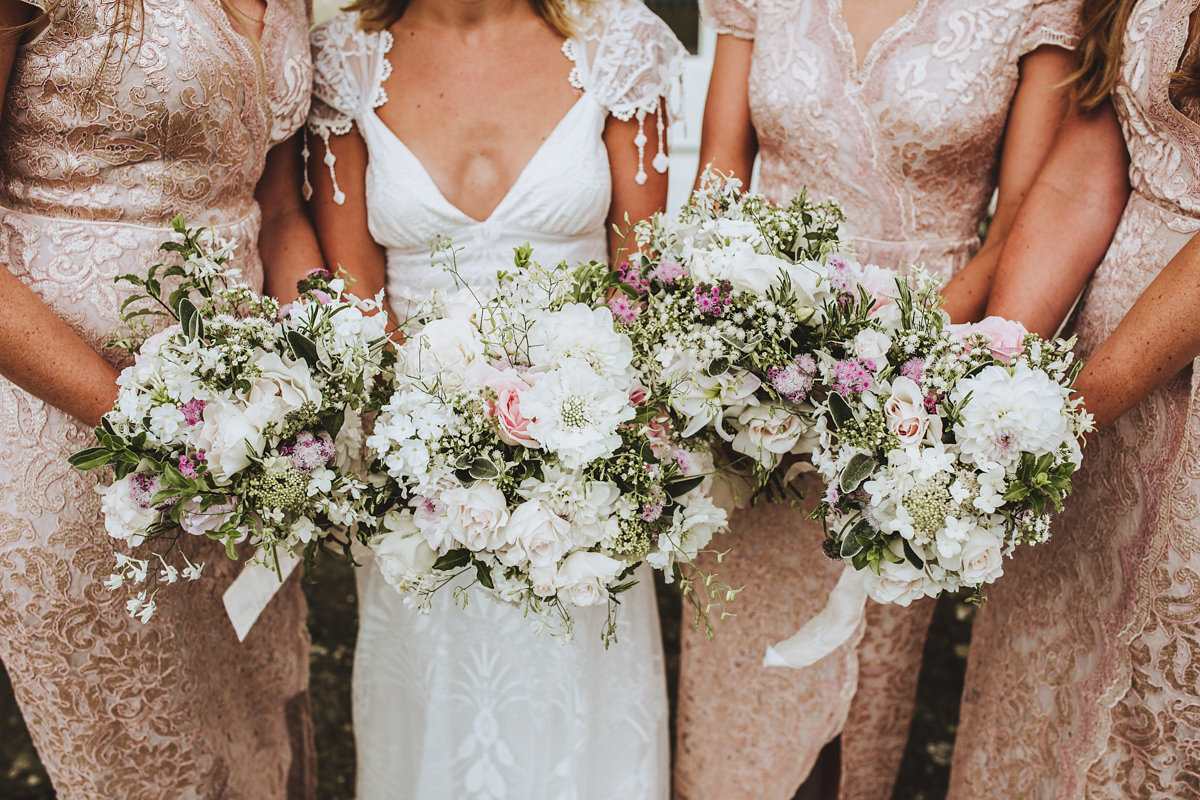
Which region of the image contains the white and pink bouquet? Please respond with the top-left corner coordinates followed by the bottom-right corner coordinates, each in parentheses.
top-left (365, 242), bottom-right (727, 639)
top-left (71, 217), bottom-right (392, 620)
top-left (808, 268), bottom-right (1093, 605)
top-left (617, 170), bottom-right (848, 491)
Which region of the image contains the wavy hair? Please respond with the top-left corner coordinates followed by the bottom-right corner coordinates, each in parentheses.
top-left (347, 0), bottom-right (594, 37)
top-left (1069, 0), bottom-right (1200, 110)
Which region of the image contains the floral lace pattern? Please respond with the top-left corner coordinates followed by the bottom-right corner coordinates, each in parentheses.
top-left (675, 3), bottom-right (1079, 799)
top-left (949, 2), bottom-right (1200, 798)
top-left (0, 0), bottom-right (316, 795)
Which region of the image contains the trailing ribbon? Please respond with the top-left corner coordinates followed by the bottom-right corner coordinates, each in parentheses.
top-left (763, 565), bottom-right (868, 668)
top-left (223, 553), bottom-right (302, 642)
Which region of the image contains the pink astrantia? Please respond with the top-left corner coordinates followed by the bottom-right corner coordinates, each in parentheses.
top-left (651, 259), bottom-right (688, 285)
top-left (289, 431), bottom-right (335, 472)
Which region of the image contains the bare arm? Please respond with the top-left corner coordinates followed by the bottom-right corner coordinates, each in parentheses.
top-left (693, 33), bottom-right (756, 189)
top-left (605, 105), bottom-right (670, 266)
top-left (977, 102), bottom-right (1130, 337)
top-left (1072, 233), bottom-right (1200, 430)
top-left (258, 133), bottom-right (328, 304)
top-left (0, 0), bottom-right (124, 427)
top-left (306, 126), bottom-right (390, 315)
top-left (941, 45), bottom-right (1079, 323)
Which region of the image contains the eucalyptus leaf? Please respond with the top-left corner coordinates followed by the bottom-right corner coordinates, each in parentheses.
top-left (704, 357), bottom-right (730, 377)
top-left (177, 297), bottom-right (200, 339)
top-left (839, 534), bottom-right (864, 559)
top-left (468, 457), bottom-right (500, 481)
top-left (828, 392), bottom-right (857, 429)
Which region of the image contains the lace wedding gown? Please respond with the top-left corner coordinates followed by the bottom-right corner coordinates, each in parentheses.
top-left (674, 3), bottom-right (1079, 799)
top-left (307, 4), bottom-right (684, 799)
top-left (0, 0), bottom-right (316, 796)
top-left (948, 2), bottom-right (1200, 797)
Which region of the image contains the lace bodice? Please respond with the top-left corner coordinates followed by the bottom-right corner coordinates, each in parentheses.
top-left (1115, 0), bottom-right (1200, 214)
top-left (702, 0), bottom-right (1079, 280)
top-left (307, 1), bottom-right (684, 306)
top-left (0, 0), bottom-right (311, 228)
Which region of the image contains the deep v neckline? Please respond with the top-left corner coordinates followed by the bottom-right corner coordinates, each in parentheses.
top-left (372, 33), bottom-right (588, 224)
top-left (828, 0), bottom-right (929, 83)
top-left (366, 93), bottom-right (590, 224)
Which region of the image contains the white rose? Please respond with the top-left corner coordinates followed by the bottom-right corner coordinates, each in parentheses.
top-left (404, 318), bottom-right (485, 390)
top-left (528, 565), bottom-right (559, 598)
top-left (180, 497), bottom-right (241, 540)
top-left (500, 499), bottom-right (573, 569)
top-left (782, 259), bottom-right (834, 308)
top-left (726, 251), bottom-right (787, 295)
top-left (249, 351), bottom-right (323, 415)
top-left (730, 403), bottom-right (812, 468)
top-left (443, 482), bottom-right (511, 552)
top-left (955, 525), bottom-right (1005, 586)
top-left (98, 476), bottom-right (157, 545)
top-left (192, 397), bottom-right (274, 482)
top-left (853, 329), bottom-right (892, 363)
top-left (861, 542), bottom-right (937, 606)
top-left (441, 288), bottom-right (485, 328)
top-left (556, 550), bottom-right (623, 607)
top-left (884, 376), bottom-right (932, 446)
top-left (374, 513), bottom-right (439, 586)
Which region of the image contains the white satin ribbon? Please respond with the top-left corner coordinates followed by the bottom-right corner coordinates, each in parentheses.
top-left (223, 553), bottom-right (302, 642)
top-left (763, 565), bottom-right (869, 668)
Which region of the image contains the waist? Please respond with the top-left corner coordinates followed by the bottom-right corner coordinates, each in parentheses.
top-left (1126, 187), bottom-right (1200, 228)
top-left (0, 201), bottom-right (262, 234)
top-left (847, 234), bottom-right (980, 280)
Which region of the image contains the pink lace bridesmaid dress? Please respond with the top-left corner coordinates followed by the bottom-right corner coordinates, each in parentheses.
top-left (675, 2), bottom-right (1078, 799)
top-left (949, 2), bottom-right (1200, 798)
top-left (0, 0), bottom-right (316, 796)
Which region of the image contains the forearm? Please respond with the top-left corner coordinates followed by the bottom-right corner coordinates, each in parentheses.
top-left (257, 135), bottom-right (333, 304)
top-left (941, 241), bottom-right (1000, 324)
top-left (1074, 233), bottom-right (1200, 430)
top-left (0, 267), bottom-right (119, 426)
top-left (693, 33), bottom-right (757, 189)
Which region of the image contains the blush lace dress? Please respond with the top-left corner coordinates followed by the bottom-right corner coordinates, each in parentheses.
top-left (948, 2), bottom-right (1200, 798)
top-left (674, 2), bottom-right (1079, 799)
top-left (306, 3), bottom-right (684, 799)
top-left (0, 0), bottom-right (316, 797)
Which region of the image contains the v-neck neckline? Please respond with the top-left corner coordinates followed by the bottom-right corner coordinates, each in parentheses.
top-left (366, 93), bottom-right (592, 225)
top-left (209, 0), bottom-right (277, 53)
top-left (828, 0), bottom-right (929, 84)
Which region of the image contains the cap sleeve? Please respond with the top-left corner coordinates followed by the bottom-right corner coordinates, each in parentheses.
top-left (568, 1), bottom-right (686, 184)
top-left (1018, 0), bottom-right (1081, 56)
top-left (699, 0), bottom-right (757, 39)
top-left (305, 13), bottom-right (393, 204)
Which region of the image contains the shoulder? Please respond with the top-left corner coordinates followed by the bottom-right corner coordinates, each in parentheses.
top-left (698, 0), bottom-right (757, 39)
top-left (569, 0), bottom-right (686, 119)
top-left (1015, 0), bottom-right (1082, 55)
top-left (310, 12), bottom-right (393, 120)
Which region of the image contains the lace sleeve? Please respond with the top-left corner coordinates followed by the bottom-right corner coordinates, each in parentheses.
top-left (305, 13), bottom-right (393, 204)
top-left (1019, 0), bottom-right (1081, 55)
top-left (698, 0), bottom-right (756, 39)
top-left (569, 1), bottom-right (686, 185)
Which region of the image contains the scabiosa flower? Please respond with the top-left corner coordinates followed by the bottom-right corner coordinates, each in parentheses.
top-left (288, 430), bottom-right (335, 472)
top-left (832, 357), bottom-right (876, 396)
top-left (520, 358), bottom-right (636, 469)
top-left (641, 500), bottom-right (665, 522)
top-left (651, 259), bottom-right (688, 285)
top-left (181, 398), bottom-right (207, 426)
top-left (695, 283), bottom-right (730, 316)
top-left (607, 294), bottom-right (639, 325)
top-left (128, 472), bottom-right (169, 510)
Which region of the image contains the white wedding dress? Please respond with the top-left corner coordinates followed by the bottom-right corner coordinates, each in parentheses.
top-left (307, 4), bottom-right (685, 799)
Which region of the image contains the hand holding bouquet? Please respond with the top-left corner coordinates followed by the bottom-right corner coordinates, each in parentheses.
top-left (71, 217), bottom-right (392, 620)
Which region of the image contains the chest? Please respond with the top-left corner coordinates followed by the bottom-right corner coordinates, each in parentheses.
top-left (747, 0), bottom-right (1034, 141)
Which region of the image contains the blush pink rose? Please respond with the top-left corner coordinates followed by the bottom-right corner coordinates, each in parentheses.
top-left (486, 369), bottom-right (540, 448)
top-left (950, 316), bottom-right (1028, 364)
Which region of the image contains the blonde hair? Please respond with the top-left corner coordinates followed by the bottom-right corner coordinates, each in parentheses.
top-left (1069, 0), bottom-right (1200, 110)
top-left (347, 0), bottom-right (589, 37)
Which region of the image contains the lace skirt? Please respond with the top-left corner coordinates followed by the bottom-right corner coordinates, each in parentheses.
top-left (949, 191), bottom-right (1200, 800)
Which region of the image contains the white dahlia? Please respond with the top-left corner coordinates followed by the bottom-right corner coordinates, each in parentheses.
top-left (951, 364), bottom-right (1071, 469)
top-left (527, 303), bottom-right (634, 381)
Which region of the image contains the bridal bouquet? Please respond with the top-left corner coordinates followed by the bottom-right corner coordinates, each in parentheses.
top-left (366, 242), bottom-right (727, 638)
top-left (808, 268), bottom-right (1093, 605)
top-left (617, 170), bottom-right (847, 487)
top-left (70, 217), bottom-right (392, 620)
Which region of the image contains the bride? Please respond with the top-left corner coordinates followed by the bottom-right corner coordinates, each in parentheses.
top-left (304, 1), bottom-right (684, 797)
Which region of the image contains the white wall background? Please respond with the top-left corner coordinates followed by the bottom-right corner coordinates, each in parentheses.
top-left (306, 3), bottom-right (720, 210)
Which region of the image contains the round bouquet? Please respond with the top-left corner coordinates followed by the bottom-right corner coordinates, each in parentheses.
top-left (365, 243), bottom-right (727, 639)
top-left (809, 264), bottom-right (1093, 605)
top-left (71, 217), bottom-right (393, 619)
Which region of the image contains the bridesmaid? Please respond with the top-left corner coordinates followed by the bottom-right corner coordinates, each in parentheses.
top-left (945, 1), bottom-right (1200, 796)
top-left (0, 0), bottom-right (322, 795)
top-left (676, 2), bottom-right (1082, 798)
